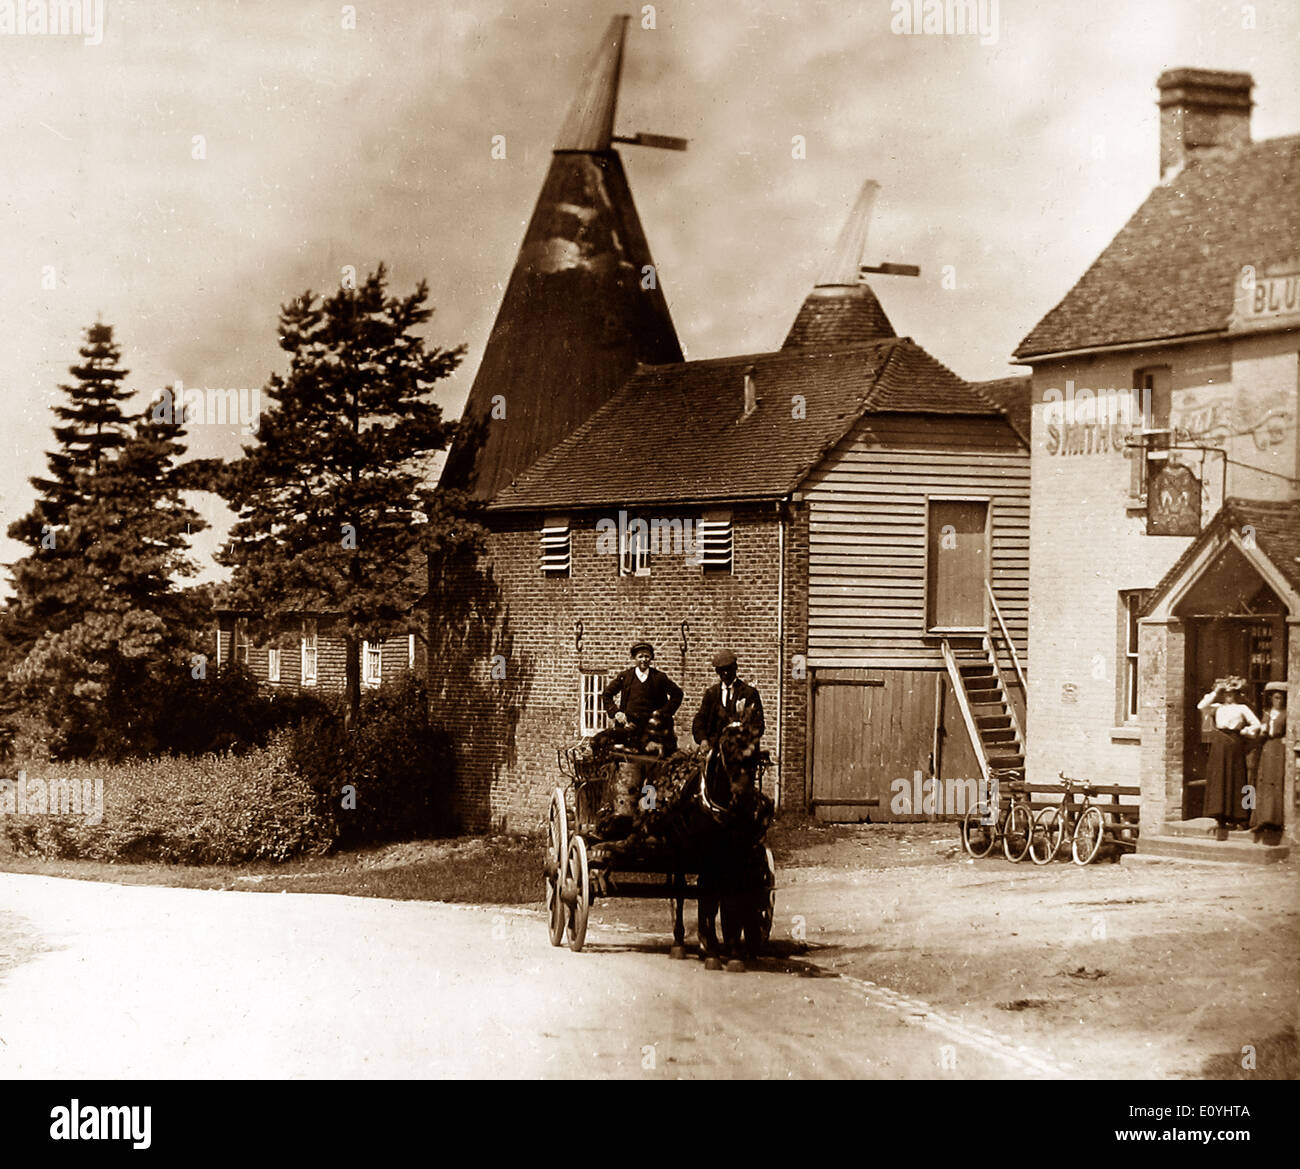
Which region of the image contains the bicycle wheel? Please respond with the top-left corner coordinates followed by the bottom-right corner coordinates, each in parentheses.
top-left (961, 806), bottom-right (996, 858)
top-left (1072, 806), bottom-right (1105, 865)
top-left (1029, 806), bottom-right (1065, 865)
top-left (1003, 803), bottom-right (1032, 862)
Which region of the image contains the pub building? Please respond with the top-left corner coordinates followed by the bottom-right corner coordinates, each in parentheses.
top-left (1015, 69), bottom-right (1300, 859)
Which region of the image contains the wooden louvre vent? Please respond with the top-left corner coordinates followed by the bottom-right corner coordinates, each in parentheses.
top-left (698, 512), bottom-right (733, 572)
top-left (541, 517), bottom-right (572, 575)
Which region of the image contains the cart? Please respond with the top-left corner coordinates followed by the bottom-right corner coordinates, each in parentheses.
top-left (543, 743), bottom-right (776, 965)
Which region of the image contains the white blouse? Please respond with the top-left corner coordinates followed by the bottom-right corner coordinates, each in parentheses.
top-left (1197, 692), bottom-right (1261, 734)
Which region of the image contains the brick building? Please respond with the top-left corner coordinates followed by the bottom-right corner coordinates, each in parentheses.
top-left (1015, 68), bottom-right (1300, 858)
top-left (214, 610), bottom-right (426, 695)
top-left (431, 19), bottom-right (1030, 831)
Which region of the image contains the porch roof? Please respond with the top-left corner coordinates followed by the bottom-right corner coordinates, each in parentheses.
top-left (1143, 498), bottom-right (1300, 616)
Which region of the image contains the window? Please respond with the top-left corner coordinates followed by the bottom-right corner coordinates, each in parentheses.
top-left (267, 647), bottom-right (281, 683)
top-left (697, 511), bottom-right (734, 574)
top-left (1130, 366), bottom-right (1172, 502)
top-left (580, 672), bottom-right (608, 736)
top-left (541, 515), bottom-right (571, 576)
top-left (408, 633), bottom-right (416, 672)
top-left (363, 640), bottom-right (382, 688)
top-left (301, 620), bottom-right (318, 686)
top-left (233, 619), bottom-right (250, 665)
top-left (1120, 590), bottom-right (1152, 721)
top-left (619, 514), bottom-right (650, 577)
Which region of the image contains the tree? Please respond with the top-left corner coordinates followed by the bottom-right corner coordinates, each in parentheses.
top-left (4, 322), bottom-right (134, 657)
top-left (213, 265), bottom-right (465, 730)
top-left (6, 393), bottom-right (207, 759)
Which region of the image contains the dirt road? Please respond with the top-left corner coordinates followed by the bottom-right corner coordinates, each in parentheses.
top-left (0, 872), bottom-right (1061, 1079)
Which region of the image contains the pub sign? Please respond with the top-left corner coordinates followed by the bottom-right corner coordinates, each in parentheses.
top-left (1147, 461), bottom-right (1202, 536)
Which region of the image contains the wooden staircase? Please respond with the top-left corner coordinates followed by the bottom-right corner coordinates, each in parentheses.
top-left (942, 636), bottom-right (1026, 786)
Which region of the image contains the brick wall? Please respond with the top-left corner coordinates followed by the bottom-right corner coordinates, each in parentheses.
top-left (429, 502), bottom-right (807, 831)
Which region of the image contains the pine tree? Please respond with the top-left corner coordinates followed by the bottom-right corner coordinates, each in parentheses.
top-left (214, 265), bottom-right (465, 730)
top-left (4, 322), bottom-right (134, 660)
top-left (7, 398), bottom-right (206, 758)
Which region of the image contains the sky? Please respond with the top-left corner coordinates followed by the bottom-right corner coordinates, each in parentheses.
top-left (3, 0), bottom-right (1299, 591)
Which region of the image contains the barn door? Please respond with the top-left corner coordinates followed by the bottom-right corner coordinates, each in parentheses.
top-left (810, 669), bottom-right (931, 822)
top-left (927, 499), bottom-right (989, 631)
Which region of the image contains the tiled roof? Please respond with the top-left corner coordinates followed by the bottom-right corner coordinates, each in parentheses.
top-left (782, 285), bottom-right (896, 350)
top-left (1145, 498), bottom-right (1300, 610)
top-left (1016, 134), bottom-right (1300, 358)
top-left (488, 338), bottom-right (1006, 511)
top-left (971, 375), bottom-right (1032, 444)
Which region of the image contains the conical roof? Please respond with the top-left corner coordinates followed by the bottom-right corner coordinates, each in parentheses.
top-left (442, 16), bottom-right (683, 500)
top-left (782, 180), bottom-right (896, 351)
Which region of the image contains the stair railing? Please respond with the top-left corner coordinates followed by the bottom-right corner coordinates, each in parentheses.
top-left (941, 638), bottom-right (992, 792)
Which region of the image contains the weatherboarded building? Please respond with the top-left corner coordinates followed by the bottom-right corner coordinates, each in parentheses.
top-left (1015, 68), bottom-right (1300, 857)
top-left (431, 19), bottom-right (1030, 832)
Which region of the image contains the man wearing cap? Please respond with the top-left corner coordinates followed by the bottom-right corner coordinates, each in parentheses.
top-left (599, 643), bottom-right (683, 839)
top-left (692, 649), bottom-right (765, 750)
top-left (601, 641), bottom-right (684, 739)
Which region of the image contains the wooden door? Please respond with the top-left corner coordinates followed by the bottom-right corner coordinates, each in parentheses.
top-left (927, 500), bottom-right (988, 630)
top-left (1183, 620), bottom-right (1249, 818)
top-left (810, 669), bottom-right (933, 822)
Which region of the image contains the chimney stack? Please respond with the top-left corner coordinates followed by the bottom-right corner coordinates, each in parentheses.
top-left (1157, 68), bottom-right (1253, 179)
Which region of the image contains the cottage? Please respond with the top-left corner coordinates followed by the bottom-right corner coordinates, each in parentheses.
top-left (432, 19), bottom-right (1030, 831)
top-left (1014, 68), bottom-right (1300, 858)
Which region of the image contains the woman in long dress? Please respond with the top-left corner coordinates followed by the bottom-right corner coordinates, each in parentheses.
top-left (1250, 683), bottom-right (1286, 838)
top-left (1197, 677), bottom-right (1261, 828)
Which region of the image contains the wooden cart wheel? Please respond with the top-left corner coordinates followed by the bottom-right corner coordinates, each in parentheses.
top-left (546, 788), bottom-right (568, 947)
top-left (759, 847), bottom-right (776, 945)
top-left (564, 834), bottom-right (590, 952)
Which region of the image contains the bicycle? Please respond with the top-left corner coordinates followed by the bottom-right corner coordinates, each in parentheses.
top-left (960, 769), bottom-right (1034, 862)
top-left (1028, 772), bottom-right (1105, 865)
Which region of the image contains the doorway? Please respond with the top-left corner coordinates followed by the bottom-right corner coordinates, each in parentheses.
top-left (926, 498), bottom-right (988, 631)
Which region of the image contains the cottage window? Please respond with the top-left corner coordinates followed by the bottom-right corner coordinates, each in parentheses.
top-left (620, 514), bottom-right (650, 577)
top-left (698, 511), bottom-right (734, 574)
top-left (1130, 366), bottom-right (1171, 503)
top-left (541, 515), bottom-right (571, 576)
top-left (233, 619), bottom-right (250, 666)
top-left (301, 620), bottom-right (318, 686)
top-left (267, 647), bottom-right (281, 683)
top-left (363, 640), bottom-right (383, 688)
top-left (580, 672), bottom-right (608, 736)
top-left (1120, 590), bottom-right (1152, 721)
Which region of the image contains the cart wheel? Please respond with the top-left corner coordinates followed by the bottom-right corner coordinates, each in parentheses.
top-left (755, 847), bottom-right (776, 947)
top-left (545, 789), bottom-right (568, 947)
top-left (1072, 806), bottom-right (1105, 866)
top-left (565, 835), bottom-right (590, 952)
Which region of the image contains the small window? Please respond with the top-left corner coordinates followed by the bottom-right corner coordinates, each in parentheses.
top-left (363, 640), bottom-right (382, 688)
top-left (1130, 367), bottom-right (1171, 502)
top-left (233, 619), bottom-right (250, 665)
top-left (698, 511), bottom-right (733, 574)
top-left (541, 515), bottom-right (571, 576)
top-left (1120, 590), bottom-right (1152, 721)
top-left (408, 633), bottom-right (416, 672)
top-left (267, 647), bottom-right (281, 683)
top-left (580, 672), bottom-right (608, 736)
top-left (620, 514), bottom-right (650, 577)
top-left (301, 620), bottom-right (318, 686)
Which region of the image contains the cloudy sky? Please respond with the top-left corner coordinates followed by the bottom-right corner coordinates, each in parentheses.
top-left (3, 0), bottom-right (1298, 589)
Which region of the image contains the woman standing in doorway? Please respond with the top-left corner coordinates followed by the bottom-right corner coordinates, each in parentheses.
top-left (1198, 677), bottom-right (1262, 834)
top-left (1250, 682), bottom-right (1287, 841)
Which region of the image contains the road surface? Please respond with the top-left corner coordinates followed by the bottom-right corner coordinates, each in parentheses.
top-left (0, 873), bottom-right (1060, 1078)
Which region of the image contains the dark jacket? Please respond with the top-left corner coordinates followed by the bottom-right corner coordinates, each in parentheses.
top-left (601, 667), bottom-right (683, 727)
top-left (692, 677), bottom-right (765, 745)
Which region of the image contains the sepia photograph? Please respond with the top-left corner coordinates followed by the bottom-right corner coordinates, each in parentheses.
top-left (0, 0), bottom-right (1296, 1137)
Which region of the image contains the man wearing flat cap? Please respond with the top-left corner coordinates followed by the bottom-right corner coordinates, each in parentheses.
top-left (692, 649), bottom-right (765, 750)
top-left (601, 641), bottom-right (684, 745)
